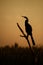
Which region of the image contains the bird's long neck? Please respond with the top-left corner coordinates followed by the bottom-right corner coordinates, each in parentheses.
top-left (25, 20), bottom-right (28, 26)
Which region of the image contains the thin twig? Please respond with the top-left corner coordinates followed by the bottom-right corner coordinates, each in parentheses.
top-left (20, 35), bottom-right (25, 37)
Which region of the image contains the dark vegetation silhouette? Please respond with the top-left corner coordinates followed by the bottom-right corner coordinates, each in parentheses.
top-left (0, 43), bottom-right (43, 65)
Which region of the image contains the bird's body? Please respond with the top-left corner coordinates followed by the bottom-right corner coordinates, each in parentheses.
top-left (25, 20), bottom-right (32, 36)
top-left (22, 16), bottom-right (35, 45)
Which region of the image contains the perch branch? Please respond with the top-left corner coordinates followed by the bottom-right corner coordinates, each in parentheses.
top-left (17, 23), bottom-right (31, 49)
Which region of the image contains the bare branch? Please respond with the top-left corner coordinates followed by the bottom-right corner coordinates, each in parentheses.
top-left (17, 23), bottom-right (31, 48)
top-left (17, 23), bottom-right (26, 36)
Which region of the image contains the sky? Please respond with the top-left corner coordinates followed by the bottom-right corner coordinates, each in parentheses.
top-left (0, 0), bottom-right (43, 47)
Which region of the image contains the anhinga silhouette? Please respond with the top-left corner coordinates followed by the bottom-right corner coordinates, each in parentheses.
top-left (22, 16), bottom-right (35, 45)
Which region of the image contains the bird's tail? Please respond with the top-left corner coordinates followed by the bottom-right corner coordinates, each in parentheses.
top-left (31, 34), bottom-right (35, 45)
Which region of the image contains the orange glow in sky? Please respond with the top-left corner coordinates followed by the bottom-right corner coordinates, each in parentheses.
top-left (0, 0), bottom-right (43, 47)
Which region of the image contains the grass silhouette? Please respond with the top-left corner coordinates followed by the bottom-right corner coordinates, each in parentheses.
top-left (0, 43), bottom-right (43, 65)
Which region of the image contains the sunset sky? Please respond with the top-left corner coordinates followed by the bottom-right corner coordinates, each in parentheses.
top-left (0, 0), bottom-right (43, 47)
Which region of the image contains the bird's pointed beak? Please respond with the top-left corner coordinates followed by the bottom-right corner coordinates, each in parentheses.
top-left (22, 16), bottom-right (26, 19)
top-left (22, 16), bottom-right (24, 18)
top-left (22, 16), bottom-right (29, 21)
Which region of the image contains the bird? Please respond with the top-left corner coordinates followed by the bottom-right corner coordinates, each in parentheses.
top-left (22, 16), bottom-right (35, 45)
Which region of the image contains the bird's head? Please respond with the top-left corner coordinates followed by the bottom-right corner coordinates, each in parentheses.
top-left (22, 16), bottom-right (29, 22)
